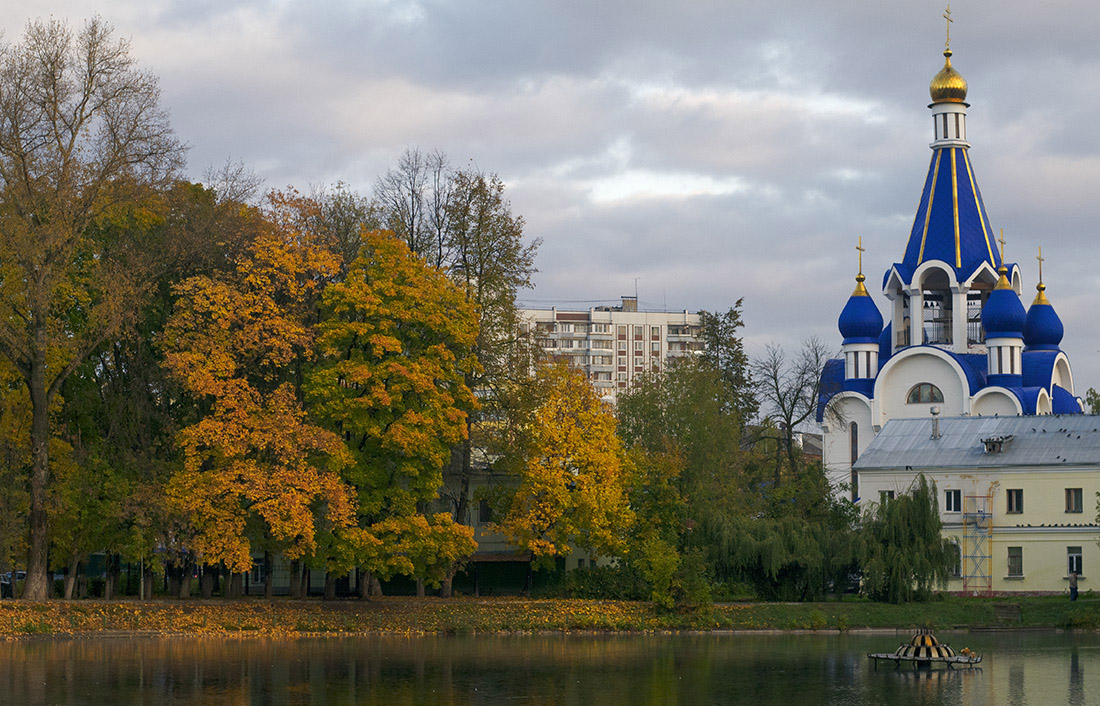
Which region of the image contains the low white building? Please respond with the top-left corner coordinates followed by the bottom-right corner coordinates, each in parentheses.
top-left (855, 414), bottom-right (1100, 595)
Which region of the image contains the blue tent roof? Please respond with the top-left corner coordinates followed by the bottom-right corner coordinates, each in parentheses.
top-left (894, 147), bottom-right (1001, 285)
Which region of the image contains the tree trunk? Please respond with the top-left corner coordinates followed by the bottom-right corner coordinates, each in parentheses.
top-left (323, 571), bottom-right (336, 601)
top-left (453, 430), bottom-right (473, 525)
top-left (24, 346), bottom-right (51, 601)
top-left (179, 560), bottom-right (193, 599)
top-left (104, 554), bottom-right (118, 600)
top-left (201, 565), bottom-right (215, 599)
top-left (371, 575), bottom-right (383, 597)
top-left (228, 571), bottom-right (242, 598)
top-left (142, 568), bottom-right (154, 600)
top-left (289, 560), bottom-right (302, 599)
top-left (440, 564), bottom-right (456, 598)
top-left (300, 567), bottom-right (310, 599)
top-left (264, 551), bottom-right (274, 599)
top-left (357, 568), bottom-right (370, 600)
top-left (63, 553), bottom-right (80, 601)
top-left (416, 578), bottom-right (425, 598)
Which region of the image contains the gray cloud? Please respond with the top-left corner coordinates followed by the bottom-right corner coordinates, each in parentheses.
top-left (6, 0), bottom-right (1100, 395)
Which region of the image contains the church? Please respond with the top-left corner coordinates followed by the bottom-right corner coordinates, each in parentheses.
top-left (816, 27), bottom-right (1093, 594)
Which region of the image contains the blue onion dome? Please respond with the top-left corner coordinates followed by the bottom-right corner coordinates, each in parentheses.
top-left (839, 274), bottom-right (884, 343)
top-left (981, 266), bottom-right (1026, 338)
top-left (1023, 282), bottom-right (1063, 350)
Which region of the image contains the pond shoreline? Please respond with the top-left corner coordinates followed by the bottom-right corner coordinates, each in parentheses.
top-left (0, 595), bottom-right (1095, 640)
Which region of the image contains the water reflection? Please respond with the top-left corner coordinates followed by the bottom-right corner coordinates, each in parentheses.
top-left (2, 632), bottom-right (1099, 705)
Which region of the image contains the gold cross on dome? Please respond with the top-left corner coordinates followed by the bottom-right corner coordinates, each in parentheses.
top-left (997, 228), bottom-right (1007, 261)
top-left (1036, 246), bottom-right (1045, 283)
top-left (943, 6), bottom-right (953, 51)
top-left (856, 236), bottom-right (866, 275)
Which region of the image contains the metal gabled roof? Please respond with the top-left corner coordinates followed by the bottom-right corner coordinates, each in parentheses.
top-left (854, 415), bottom-right (1100, 471)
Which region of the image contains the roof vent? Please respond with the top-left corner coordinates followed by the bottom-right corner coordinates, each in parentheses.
top-left (981, 435), bottom-right (1014, 454)
top-left (930, 406), bottom-right (941, 440)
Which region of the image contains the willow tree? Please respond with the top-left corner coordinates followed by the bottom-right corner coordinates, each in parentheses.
top-left (0, 18), bottom-right (185, 599)
top-left (860, 475), bottom-right (955, 603)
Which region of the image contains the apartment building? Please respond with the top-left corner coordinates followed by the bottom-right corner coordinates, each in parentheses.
top-left (519, 296), bottom-right (703, 401)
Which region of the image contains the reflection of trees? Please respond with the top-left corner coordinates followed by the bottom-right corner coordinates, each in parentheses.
top-left (2, 635), bottom-right (1097, 704)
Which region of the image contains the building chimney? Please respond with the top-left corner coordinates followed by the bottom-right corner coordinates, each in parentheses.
top-left (930, 406), bottom-right (941, 440)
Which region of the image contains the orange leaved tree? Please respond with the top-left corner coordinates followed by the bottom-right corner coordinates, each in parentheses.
top-left (162, 194), bottom-right (354, 575)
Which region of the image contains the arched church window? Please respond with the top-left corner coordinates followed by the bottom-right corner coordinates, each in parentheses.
top-left (906, 383), bottom-right (944, 404)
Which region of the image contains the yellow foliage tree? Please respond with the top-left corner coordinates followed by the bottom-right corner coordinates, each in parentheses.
top-left (307, 229), bottom-right (480, 584)
top-left (162, 193), bottom-right (354, 572)
top-left (497, 364), bottom-right (634, 562)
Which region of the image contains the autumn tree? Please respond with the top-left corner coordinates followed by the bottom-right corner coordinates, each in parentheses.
top-left (162, 193), bottom-right (354, 575)
top-left (443, 168), bottom-right (539, 529)
top-left (496, 364), bottom-right (633, 563)
top-left (306, 228), bottom-right (480, 591)
top-left (311, 181), bottom-right (382, 272)
top-left (618, 357), bottom-right (762, 608)
top-left (698, 301), bottom-right (756, 421)
top-left (0, 18), bottom-right (185, 599)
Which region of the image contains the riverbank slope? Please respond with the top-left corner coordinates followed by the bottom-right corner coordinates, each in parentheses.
top-left (1, 596), bottom-right (1096, 638)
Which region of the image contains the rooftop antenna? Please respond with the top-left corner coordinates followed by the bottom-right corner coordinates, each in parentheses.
top-left (634, 277), bottom-right (640, 300)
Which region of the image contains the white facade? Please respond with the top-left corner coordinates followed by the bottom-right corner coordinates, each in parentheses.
top-left (519, 297), bottom-right (702, 401)
top-left (855, 415), bottom-right (1100, 595)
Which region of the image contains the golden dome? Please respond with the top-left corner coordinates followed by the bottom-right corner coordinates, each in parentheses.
top-left (930, 49), bottom-right (968, 103)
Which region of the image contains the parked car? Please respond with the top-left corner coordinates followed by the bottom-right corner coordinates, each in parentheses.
top-left (0, 570), bottom-right (26, 598)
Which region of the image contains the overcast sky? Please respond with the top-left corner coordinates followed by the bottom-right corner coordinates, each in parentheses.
top-left (6, 1), bottom-right (1100, 397)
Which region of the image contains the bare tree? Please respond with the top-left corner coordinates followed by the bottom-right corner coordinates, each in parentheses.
top-left (753, 337), bottom-right (834, 486)
top-left (203, 157), bottom-right (264, 206)
top-left (0, 18), bottom-right (185, 600)
top-left (374, 147), bottom-right (429, 258)
top-left (310, 181), bottom-right (381, 271)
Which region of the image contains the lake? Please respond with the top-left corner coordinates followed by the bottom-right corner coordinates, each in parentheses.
top-left (1, 631), bottom-right (1096, 705)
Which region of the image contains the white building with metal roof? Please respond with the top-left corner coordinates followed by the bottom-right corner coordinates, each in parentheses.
top-left (856, 414), bottom-right (1100, 595)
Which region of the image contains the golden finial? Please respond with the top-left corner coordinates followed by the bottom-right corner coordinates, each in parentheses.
top-left (995, 229), bottom-right (1011, 290)
top-left (930, 6), bottom-right (968, 104)
top-left (852, 236), bottom-right (869, 296)
top-left (1034, 247), bottom-right (1050, 305)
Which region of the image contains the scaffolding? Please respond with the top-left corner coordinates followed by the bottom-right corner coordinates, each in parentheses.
top-left (963, 493), bottom-right (993, 596)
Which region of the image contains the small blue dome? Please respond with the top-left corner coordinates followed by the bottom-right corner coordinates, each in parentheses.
top-left (982, 282), bottom-right (1026, 339)
top-left (1023, 285), bottom-right (1063, 350)
top-left (838, 278), bottom-right (883, 343)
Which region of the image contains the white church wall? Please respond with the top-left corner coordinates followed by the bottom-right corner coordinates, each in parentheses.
top-left (873, 350), bottom-right (968, 425)
top-left (821, 394), bottom-right (873, 495)
top-left (972, 389), bottom-right (1022, 417)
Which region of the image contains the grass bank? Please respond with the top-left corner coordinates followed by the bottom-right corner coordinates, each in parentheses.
top-left (0, 595), bottom-right (1097, 639)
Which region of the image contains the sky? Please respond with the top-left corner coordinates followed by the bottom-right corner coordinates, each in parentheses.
top-left (6, 1), bottom-right (1100, 396)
